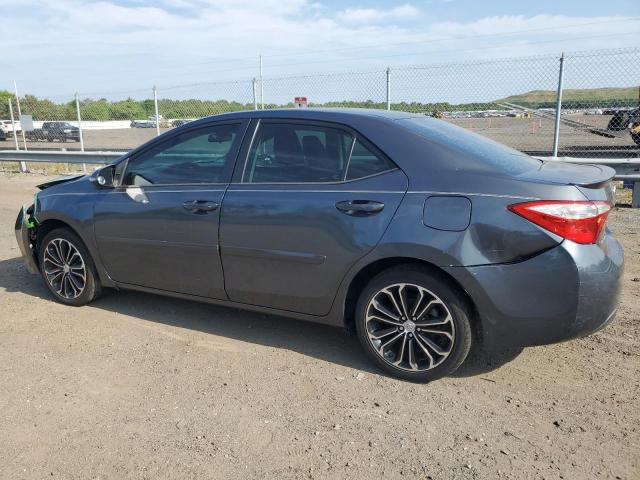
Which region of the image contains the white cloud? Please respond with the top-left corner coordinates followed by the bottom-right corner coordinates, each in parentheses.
top-left (338, 4), bottom-right (421, 24)
top-left (0, 2), bottom-right (637, 98)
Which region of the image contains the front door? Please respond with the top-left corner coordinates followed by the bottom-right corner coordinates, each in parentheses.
top-left (220, 120), bottom-right (408, 315)
top-left (94, 121), bottom-right (247, 298)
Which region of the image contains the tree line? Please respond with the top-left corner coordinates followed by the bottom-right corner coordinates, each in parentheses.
top-left (0, 90), bottom-right (504, 121)
top-left (0, 90), bottom-right (636, 121)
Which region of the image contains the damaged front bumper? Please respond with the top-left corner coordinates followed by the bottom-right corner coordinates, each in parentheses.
top-left (14, 205), bottom-right (39, 274)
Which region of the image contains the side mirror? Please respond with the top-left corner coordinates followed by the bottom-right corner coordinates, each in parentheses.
top-left (93, 165), bottom-right (115, 188)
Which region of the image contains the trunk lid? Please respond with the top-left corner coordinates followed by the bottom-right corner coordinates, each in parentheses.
top-left (516, 160), bottom-right (615, 188)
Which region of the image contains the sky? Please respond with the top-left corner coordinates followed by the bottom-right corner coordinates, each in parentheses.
top-left (0, 0), bottom-right (638, 102)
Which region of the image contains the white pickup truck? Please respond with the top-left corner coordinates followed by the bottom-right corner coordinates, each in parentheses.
top-left (0, 120), bottom-right (21, 136)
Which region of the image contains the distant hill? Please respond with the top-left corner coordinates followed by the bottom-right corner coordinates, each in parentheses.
top-left (498, 87), bottom-right (639, 107)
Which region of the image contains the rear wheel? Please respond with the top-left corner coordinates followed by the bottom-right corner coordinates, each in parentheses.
top-left (355, 266), bottom-right (472, 382)
top-left (38, 228), bottom-right (102, 306)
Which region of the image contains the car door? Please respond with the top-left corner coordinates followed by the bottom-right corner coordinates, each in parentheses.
top-left (219, 119), bottom-right (408, 316)
top-left (93, 121), bottom-right (248, 298)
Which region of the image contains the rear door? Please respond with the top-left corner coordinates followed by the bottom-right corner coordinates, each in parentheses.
top-left (219, 119), bottom-right (408, 315)
top-left (93, 121), bottom-right (247, 298)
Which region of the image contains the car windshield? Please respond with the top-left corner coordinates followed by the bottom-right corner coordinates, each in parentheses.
top-left (399, 117), bottom-right (542, 175)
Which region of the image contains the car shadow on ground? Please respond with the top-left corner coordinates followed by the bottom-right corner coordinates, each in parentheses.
top-left (0, 256), bottom-right (522, 380)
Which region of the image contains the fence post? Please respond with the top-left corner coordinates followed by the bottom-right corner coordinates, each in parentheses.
top-left (252, 78), bottom-right (258, 110)
top-left (153, 85), bottom-right (160, 136)
top-left (75, 92), bottom-right (87, 172)
top-left (8, 99), bottom-right (27, 172)
top-left (552, 53), bottom-right (565, 157)
top-left (13, 80), bottom-right (28, 152)
top-left (386, 67), bottom-right (391, 111)
top-left (259, 54), bottom-right (264, 109)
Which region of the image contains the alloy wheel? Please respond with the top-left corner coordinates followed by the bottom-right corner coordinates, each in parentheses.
top-left (43, 238), bottom-right (86, 299)
top-left (365, 283), bottom-right (455, 372)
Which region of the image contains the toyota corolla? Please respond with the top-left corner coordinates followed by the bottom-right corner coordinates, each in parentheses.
top-left (15, 109), bottom-right (624, 382)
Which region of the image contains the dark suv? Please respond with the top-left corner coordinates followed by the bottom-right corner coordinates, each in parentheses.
top-left (26, 122), bottom-right (80, 142)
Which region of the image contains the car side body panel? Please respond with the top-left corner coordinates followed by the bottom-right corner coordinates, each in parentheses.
top-left (33, 177), bottom-right (116, 288)
top-left (220, 169), bottom-right (408, 315)
top-left (16, 109), bottom-right (623, 351)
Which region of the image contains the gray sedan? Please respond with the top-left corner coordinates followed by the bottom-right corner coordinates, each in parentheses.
top-left (15, 109), bottom-right (623, 382)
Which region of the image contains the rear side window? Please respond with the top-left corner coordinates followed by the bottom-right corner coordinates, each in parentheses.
top-left (123, 123), bottom-right (242, 185)
top-left (243, 122), bottom-right (396, 184)
top-left (400, 117), bottom-right (541, 175)
top-left (346, 139), bottom-right (396, 181)
top-left (243, 123), bottom-right (353, 183)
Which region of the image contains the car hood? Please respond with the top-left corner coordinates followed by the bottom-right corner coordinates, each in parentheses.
top-left (37, 174), bottom-right (86, 190)
top-left (516, 160), bottom-right (615, 187)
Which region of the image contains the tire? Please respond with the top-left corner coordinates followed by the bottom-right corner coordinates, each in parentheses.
top-left (607, 113), bottom-right (626, 131)
top-left (355, 265), bottom-right (472, 383)
top-left (38, 228), bottom-right (102, 306)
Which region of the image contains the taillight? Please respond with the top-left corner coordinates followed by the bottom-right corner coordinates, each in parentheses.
top-left (507, 200), bottom-right (611, 244)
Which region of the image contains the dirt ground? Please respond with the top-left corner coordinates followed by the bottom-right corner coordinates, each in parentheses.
top-left (0, 173), bottom-right (638, 480)
top-left (1, 113), bottom-right (636, 153)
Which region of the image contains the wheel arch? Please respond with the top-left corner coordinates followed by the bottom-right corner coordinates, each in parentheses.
top-left (342, 257), bottom-right (482, 340)
top-left (36, 218), bottom-right (81, 250)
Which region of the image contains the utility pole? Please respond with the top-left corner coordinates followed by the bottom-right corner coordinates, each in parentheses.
top-left (75, 92), bottom-right (86, 172)
top-left (9, 99), bottom-right (27, 172)
top-left (252, 78), bottom-right (258, 110)
top-left (386, 67), bottom-right (391, 111)
top-left (551, 53), bottom-right (565, 158)
top-left (13, 80), bottom-right (28, 151)
top-left (259, 54), bottom-right (264, 109)
top-left (153, 85), bottom-right (160, 136)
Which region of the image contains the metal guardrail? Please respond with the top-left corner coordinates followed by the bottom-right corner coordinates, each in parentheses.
top-left (1, 149), bottom-right (639, 207)
top-left (0, 150), bottom-right (121, 165)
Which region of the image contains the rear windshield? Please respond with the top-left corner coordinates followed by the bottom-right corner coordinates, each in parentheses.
top-left (399, 117), bottom-right (542, 175)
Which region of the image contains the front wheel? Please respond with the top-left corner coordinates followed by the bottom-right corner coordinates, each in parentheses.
top-left (355, 266), bottom-right (472, 382)
top-left (38, 228), bottom-right (102, 306)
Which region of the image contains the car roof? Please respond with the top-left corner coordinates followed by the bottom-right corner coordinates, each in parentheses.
top-left (189, 107), bottom-right (425, 126)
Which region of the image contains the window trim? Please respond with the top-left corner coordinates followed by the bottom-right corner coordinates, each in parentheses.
top-left (235, 118), bottom-right (399, 186)
top-left (119, 120), bottom-right (249, 188)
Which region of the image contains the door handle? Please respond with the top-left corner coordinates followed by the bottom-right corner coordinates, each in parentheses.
top-left (183, 200), bottom-right (220, 213)
top-left (335, 200), bottom-right (385, 216)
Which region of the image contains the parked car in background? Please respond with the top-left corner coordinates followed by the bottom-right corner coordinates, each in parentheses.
top-left (0, 129), bottom-right (6, 141)
top-left (132, 116), bottom-right (170, 128)
top-left (130, 119), bottom-right (155, 128)
top-left (14, 109), bottom-right (624, 382)
top-left (25, 122), bottom-right (80, 142)
top-left (0, 120), bottom-right (21, 136)
top-left (171, 119), bottom-right (194, 128)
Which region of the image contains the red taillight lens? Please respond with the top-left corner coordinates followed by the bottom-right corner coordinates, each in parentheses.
top-left (507, 200), bottom-right (611, 244)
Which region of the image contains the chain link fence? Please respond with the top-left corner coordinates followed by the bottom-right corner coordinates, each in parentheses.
top-left (2, 47), bottom-right (639, 158)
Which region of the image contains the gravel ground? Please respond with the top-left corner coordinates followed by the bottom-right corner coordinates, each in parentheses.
top-left (0, 173), bottom-right (638, 480)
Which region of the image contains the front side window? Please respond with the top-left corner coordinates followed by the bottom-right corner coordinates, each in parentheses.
top-left (243, 123), bottom-right (354, 183)
top-left (123, 123), bottom-right (241, 186)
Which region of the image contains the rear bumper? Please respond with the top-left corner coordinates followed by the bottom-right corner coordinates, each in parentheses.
top-left (14, 207), bottom-right (39, 274)
top-left (444, 232), bottom-right (624, 348)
